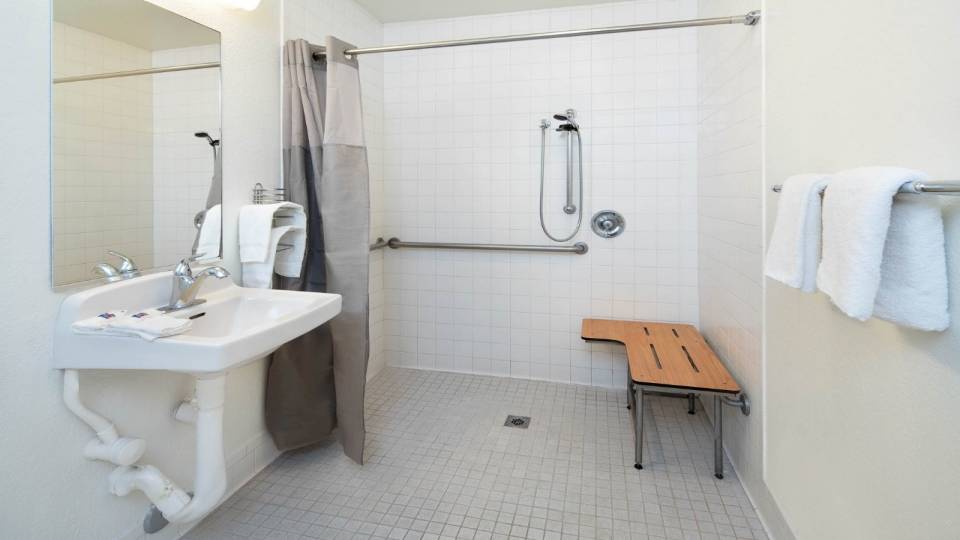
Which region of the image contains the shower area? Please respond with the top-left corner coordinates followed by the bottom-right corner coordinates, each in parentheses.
top-left (372, 4), bottom-right (760, 389)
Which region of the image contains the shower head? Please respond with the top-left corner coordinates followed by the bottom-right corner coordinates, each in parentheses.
top-left (194, 132), bottom-right (220, 147)
top-left (552, 110), bottom-right (579, 130)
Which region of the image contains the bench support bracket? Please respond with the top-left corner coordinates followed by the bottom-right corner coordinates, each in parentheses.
top-left (720, 393), bottom-right (751, 416)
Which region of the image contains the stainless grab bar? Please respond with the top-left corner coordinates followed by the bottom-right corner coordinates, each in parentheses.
top-left (369, 237), bottom-right (588, 254)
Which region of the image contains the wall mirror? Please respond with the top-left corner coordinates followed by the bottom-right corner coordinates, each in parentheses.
top-left (52, 0), bottom-right (221, 286)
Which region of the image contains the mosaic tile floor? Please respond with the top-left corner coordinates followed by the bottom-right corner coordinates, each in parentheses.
top-left (186, 368), bottom-right (767, 540)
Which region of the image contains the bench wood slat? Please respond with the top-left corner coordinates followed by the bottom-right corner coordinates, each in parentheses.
top-left (581, 319), bottom-right (740, 394)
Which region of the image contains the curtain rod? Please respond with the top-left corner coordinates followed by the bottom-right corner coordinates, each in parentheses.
top-left (53, 62), bottom-right (220, 84)
top-left (312, 10), bottom-right (759, 60)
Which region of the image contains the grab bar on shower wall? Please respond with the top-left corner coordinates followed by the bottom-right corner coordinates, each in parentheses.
top-left (369, 237), bottom-right (588, 254)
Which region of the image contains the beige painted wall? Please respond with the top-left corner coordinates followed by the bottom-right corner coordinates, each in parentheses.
top-left (763, 1), bottom-right (960, 538)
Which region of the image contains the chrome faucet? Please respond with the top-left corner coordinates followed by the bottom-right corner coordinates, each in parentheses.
top-left (92, 251), bottom-right (141, 282)
top-left (160, 256), bottom-right (231, 312)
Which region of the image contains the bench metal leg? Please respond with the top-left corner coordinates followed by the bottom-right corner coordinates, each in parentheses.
top-left (626, 371), bottom-right (635, 410)
top-left (687, 393), bottom-right (696, 415)
top-left (634, 385), bottom-right (644, 470)
top-left (714, 394), bottom-right (724, 479)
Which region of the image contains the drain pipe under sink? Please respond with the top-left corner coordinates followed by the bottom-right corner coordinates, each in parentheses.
top-left (62, 370), bottom-right (228, 528)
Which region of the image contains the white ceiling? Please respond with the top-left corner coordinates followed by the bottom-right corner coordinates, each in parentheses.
top-left (354, 0), bottom-right (620, 23)
top-left (53, 0), bottom-right (219, 51)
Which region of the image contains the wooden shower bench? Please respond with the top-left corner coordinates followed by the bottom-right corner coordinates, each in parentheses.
top-left (581, 319), bottom-right (746, 479)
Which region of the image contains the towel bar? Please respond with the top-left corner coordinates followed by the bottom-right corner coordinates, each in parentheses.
top-left (771, 180), bottom-right (960, 195)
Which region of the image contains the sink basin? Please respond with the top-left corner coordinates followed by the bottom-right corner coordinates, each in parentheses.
top-left (54, 270), bottom-right (341, 373)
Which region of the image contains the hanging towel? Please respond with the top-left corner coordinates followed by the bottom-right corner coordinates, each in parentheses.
top-left (274, 227), bottom-right (307, 278)
top-left (196, 204), bottom-right (222, 260)
top-left (765, 174), bottom-right (831, 292)
top-left (242, 225), bottom-right (301, 288)
top-left (238, 202), bottom-right (306, 263)
top-left (817, 167), bottom-right (949, 330)
top-left (873, 195), bottom-right (949, 331)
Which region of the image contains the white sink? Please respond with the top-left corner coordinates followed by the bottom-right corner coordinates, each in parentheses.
top-left (53, 270), bottom-right (342, 373)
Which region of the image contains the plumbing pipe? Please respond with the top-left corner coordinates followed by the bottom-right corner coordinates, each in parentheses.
top-left (63, 369), bottom-right (118, 443)
top-left (62, 370), bottom-right (228, 525)
top-left (174, 398), bottom-right (199, 424)
top-left (63, 369), bottom-right (146, 465)
top-left (109, 465), bottom-right (191, 517)
top-left (164, 373), bottom-right (227, 523)
top-left (84, 437), bottom-right (146, 467)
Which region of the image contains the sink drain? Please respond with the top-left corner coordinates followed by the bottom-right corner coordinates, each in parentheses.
top-left (504, 415), bottom-right (531, 429)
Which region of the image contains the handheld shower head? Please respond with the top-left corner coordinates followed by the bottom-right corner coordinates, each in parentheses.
top-left (552, 109), bottom-right (579, 130)
top-left (194, 132), bottom-right (220, 147)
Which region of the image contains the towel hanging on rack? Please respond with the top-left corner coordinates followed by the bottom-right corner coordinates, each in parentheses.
top-left (817, 167), bottom-right (949, 331)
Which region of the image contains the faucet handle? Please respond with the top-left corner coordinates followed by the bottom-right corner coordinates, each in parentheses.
top-left (173, 254), bottom-right (208, 278)
top-left (106, 250), bottom-right (139, 276)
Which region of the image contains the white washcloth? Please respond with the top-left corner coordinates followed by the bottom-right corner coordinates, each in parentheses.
top-left (238, 202), bottom-right (306, 263)
top-left (274, 227), bottom-right (306, 278)
top-left (765, 174), bottom-right (831, 292)
top-left (242, 225), bottom-right (299, 288)
top-left (817, 167), bottom-right (949, 330)
top-left (196, 204), bottom-right (222, 260)
top-left (71, 309), bottom-right (191, 341)
top-left (71, 310), bottom-right (128, 333)
top-left (107, 310), bottom-right (193, 342)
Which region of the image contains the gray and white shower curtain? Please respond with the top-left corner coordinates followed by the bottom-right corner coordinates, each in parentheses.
top-left (266, 37), bottom-right (370, 464)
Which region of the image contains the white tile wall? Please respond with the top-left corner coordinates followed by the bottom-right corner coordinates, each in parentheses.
top-left (52, 22), bottom-right (155, 284)
top-left (381, 0), bottom-right (700, 388)
top-left (696, 0), bottom-right (764, 517)
top-left (152, 44), bottom-right (222, 266)
top-left (283, 0), bottom-right (388, 379)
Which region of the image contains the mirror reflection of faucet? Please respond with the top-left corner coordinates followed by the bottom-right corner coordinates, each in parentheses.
top-left (91, 250), bottom-right (141, 282)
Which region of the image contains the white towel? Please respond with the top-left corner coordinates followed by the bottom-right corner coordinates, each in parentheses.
top-left (71, 309), bottom-right (191, 341)
top-left (196, 204), bottom-right (221, 260)
top-left (817, 167), bottom-right (949, 330)
top-left (242, 225), bottom-right (301, 288)
top-left (71, 310), bottom-right (127, 334)
top-left (238, 202), bottom-right (306, 263)
top-left (873, 195), bottom-right (949, 331)
top-left (107, 310), bottom-right (193, 341)
top-left (273, 226), bottom-right (306, 278)
top-left (765, 174), bottom-right (831, 292)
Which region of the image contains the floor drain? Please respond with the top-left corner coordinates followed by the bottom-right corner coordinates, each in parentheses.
top-left (504, 415), bottom-right (531, 429)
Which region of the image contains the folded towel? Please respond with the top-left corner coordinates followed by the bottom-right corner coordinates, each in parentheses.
top-left (242, 225), bottom-right (301, 288)
top-left (71, 310), bottom-right (128, 334)
top-left (195, 204), bottom-right (222, 260)
top-left (274, 226), bottom-right (306, 278)
top-left (765, 174), bottom-right (831, 292)
top-left (107, 310), bottom-right (193, 342)
top-left (71, 309), bottom-right (191, 341)
top-left (873, 195), bottom-right (949, 331)
top-left (238, 202), bottom-right (306, 263)
top-left (817, 167), bottom-right (948, 330)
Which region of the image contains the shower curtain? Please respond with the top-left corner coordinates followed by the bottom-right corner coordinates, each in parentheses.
top-left (265, 38), bottom-right (370, 464)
